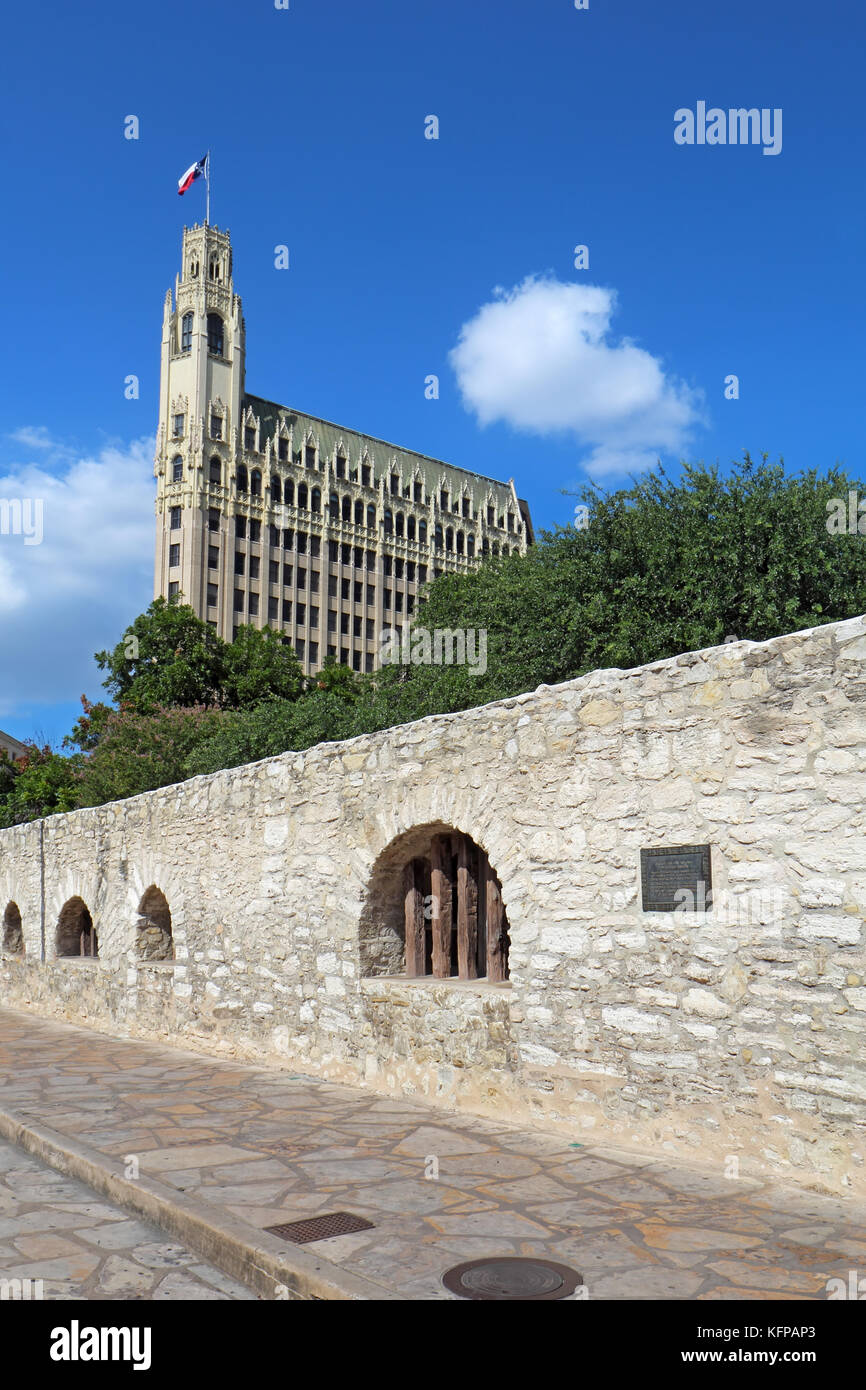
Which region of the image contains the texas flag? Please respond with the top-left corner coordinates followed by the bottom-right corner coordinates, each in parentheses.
top-left (178, 154), bottom-right (209, 196)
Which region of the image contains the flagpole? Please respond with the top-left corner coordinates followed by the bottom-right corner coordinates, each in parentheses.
top-left (206, 150), bottom-right (211, 225)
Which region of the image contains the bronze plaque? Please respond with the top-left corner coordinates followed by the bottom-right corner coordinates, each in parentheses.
top-left (640, 844), bottom-right (712, 912)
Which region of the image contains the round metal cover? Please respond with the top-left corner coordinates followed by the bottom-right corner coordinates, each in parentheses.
top-left (442, 1256), bottom-right (582, 1300)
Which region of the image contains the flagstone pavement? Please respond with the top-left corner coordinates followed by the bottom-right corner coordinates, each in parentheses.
top-left (0, 1139), bottom-right (254, 1299)
top-left (1, 1007), bottom-right (864, 1300)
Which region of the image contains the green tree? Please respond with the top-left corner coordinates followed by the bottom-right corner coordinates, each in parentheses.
top-left (74, 705), bottom-right (225, 807)
top-left (95, 597), bottom-right (226, 712)
top-left (0, 745), bottom-right (81, 827)
top-left (221, 625), bottom-right (305, 708)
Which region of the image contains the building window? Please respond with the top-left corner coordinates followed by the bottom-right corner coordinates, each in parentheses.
top-left (172, 456), bottom-right (183, 482)
top-left (251, 470), bottom-right (262, 498)
top-left (311, 487), bottom-right (321, 513)
top-left (395, 592), bottom-right (403, 612)
top-left (383, 508), bottom-right (393, 536)
top-left (208, 508), bottom-right (220, 533)
top-left (269, 559), bottom-right (279, 584)
top-left (367, 585), bottom-right (375, 605)
top-left (236, 516), bottom-right (247, 539)
top-left (249, 520), bottom-right (261, 542)
top-left (419, 564), bottom-right (427, 583)
top-left (341, 577), bottom-right (350, 600)
top-left (296, 567), bottom-right (306, 588)
top-left (353, 615), bottom-right (362, 638)
top-left (173, 413), bottom-right (184, 438)
top-left (284, 479), bottom-right (294, 506)
top-left (237, 465), bottom-right (249, 493)
top-left (282, 599), bottom-right (292, 622)
top-left (278, 438), bottom-right (289, 462)
top-left (390, 474), bottom-right (400, 497)
top-left (298, 483), bottom-right (308, 509)
top-left (309, 641), bottom-right (318, 665)
top-left (310, 536), bottom-right (321, 558)
top-left (354, 580), bottom-right (362, 603)
top-left (283, 528), bottom-right (293, 550)
top-left (366, 617), bottom-right (375, 641)
top-left (268, 596), bottom-right (278, 622)
top-left (283, 563), bottom-right (293, 586)
top-left (414, 481), bottom-right (423, 503)
top-left (365, 652), bottom-right (374, 673)
top-left (383, 589), bottom-right (392, 609)
top-left (211, 414), bottom-right (222, 440)
top-left (328, 610), bottom-right (337, 632)
top-left (244, 426), bottom-right (256, 452)
top-left (296, 640), bottom-right (306, 661)
top-left (487, 505), bottom-right (495, 526)
top-left (249, 592), bottom-right (259, 617)
top-left (354, 499), bottom-right (364, 526)
top-left (168, 581), bottom-right (179, 597)
top-left (361, 464), bottom-right (371, 487)
top-left (207, 583), bottom-right (218, 607)
top-left (328, 540), bottom-right (339, 562)
top-left (328, 575), bottom-right (337, 598)
top-left (271, 475), bottom-right (282, 505)
top-left (336, 456), bottom-right (346, 479)
top-left (249, 556), bottom-right (260, 581)
top-left (406, 516), bottom-right (416, 541)
top-left (207, 313), bottom-right (224, 356)
top-left (235, 552), bottom-right (245, 576)
top-left (209, 456), bottom-right (221, 484)
top-left (180, 312), bottom-right (193, 352)
top-left (296, 603), bottom-right (306, 625)
top-left (297, 532), bottom-right (307, 555)
top-left (170, 507), bottom-right (181, 530)
top-left (340, 613), bottom-right (349, 635)
top-left (407, 595), bottom-right (415, 615)
top-left (305, 446), bottom-right (316, 470)
top-left (169, 543), bottom-right (180, 568)
top-left (208, 545), bottom-right (219, 569)
top-left (407, 561), bottom-right (415, 581)
top-left (383, 555), bottom-right (392, 577)
top-left (310, 605), bottom-right (319, 626)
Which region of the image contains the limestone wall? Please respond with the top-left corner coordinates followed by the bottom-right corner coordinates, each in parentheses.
top-left (2, 615), bottom-right (866, 1196)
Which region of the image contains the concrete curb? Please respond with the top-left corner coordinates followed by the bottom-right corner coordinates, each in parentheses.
top-left (0, 1106), bottom-right (401, 1301)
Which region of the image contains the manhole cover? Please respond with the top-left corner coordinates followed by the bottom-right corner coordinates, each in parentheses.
top-left (442, 1257), bottom-right (583, 1300)
top-left (264, 1212), bottom-right (375, 1245)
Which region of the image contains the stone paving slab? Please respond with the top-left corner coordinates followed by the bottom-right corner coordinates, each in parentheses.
top-left (1, 1006), bottom-right (865, 1301)
top-left (0, 1139), bottom-right (255, 1300)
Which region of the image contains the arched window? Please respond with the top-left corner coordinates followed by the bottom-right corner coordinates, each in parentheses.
top-left (329, 491), bottom-right (340, 521)
top-left (207, 313), bottom-right (224, 357)
top-left (396, 513), bottom-right (405, 538)
top-left (251, 469), bottom-right (262, 498)
top-left (419, 520), bottom-right (428, 545)
top-left (456, 530), bottom-right (465, 554)
top-left (384, 508), bottom-right (393, 536)
top-left (359, 827), bottom-right (509, 982)
top-left (2, 901), bottom-right (23, 955)
top-left (492, 542), bottom-right (499, 556)
top-left (136, 886), bottom-right (174, 962)
top-left (482, 538), bottom-right (489, 555)
top-left (445, 527), bottom-right (453, 552)
top-left (237, 465), bottom-right (249, 493)
top-left (284, 478), bottom-right (294, 506)
top-left (209, 457), bottom-right (221, 485)
top-left (311, 487), bottom-right (321, 513)
top-left (171, 455), bottom-right (183, 483)
top-left (367, 503), bottom-right (377, 529)
top-left (467, 534), bottom-right (475, 557)
top-left (354, 499), bottom-right (364, 526)
top-left (342, 495), bottom-right (352, 523)
top-left (297, 482), bottom-right (308, 509)
top-left (180, 312), bottom-right (193, 353)
top-left (271, 475), bottom-right (282, 504)
top-left (56, 897), bottom-right (97, 959)
top-left (406, 516), bottom-right (416, 541)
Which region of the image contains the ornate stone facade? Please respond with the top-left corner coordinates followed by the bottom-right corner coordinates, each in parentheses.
top-left (2, 615), bottom-right (866, 1195)
top-left (154, 224), bottom-right (532, 674)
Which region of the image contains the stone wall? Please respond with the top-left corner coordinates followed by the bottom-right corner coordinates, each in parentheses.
top-left (2, 615), bottom-right (866, 1197)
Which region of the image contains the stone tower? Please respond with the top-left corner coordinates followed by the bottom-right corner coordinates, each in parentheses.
top-left (154, 224), bottom-right (245, 634)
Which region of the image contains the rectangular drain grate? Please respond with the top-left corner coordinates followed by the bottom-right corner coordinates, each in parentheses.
top-left (264, 1212), bottom-right (375, 1245)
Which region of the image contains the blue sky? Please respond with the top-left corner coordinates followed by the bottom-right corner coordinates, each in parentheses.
top-left (0, 0), bottom-right (863, 744)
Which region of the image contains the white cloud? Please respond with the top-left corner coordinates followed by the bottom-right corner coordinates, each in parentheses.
top-left (449, 276), bottom-right (706, 475)
top-left (0, 435), bottom-right (156, 721)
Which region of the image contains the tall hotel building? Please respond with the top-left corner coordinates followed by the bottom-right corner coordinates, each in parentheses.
top-left (154, 224), bottom-right (533, 674)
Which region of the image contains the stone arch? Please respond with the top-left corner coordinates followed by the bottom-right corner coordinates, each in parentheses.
top-left (136, 886), bottom-right (174, 961)
top-left (359, 822), bottom-right (509, 982)
top-left (55, 896), bottom-right (98, 959)
top-left (2, 901), bottom-right (23, 955)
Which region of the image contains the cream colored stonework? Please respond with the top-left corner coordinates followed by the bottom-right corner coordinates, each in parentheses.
top-left (2, 615), bottom-right (866, 1196)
